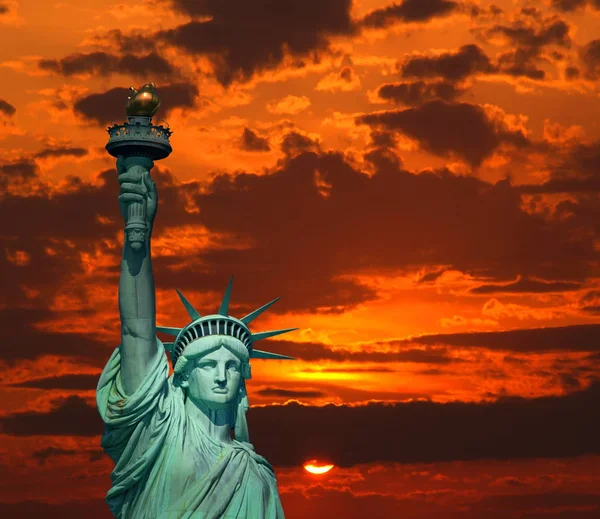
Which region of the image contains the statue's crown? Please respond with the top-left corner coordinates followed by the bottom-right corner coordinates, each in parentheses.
top-left (157, 276), bottom-right (297, 367)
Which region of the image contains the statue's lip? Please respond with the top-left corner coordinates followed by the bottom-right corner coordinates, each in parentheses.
top-left (212, 388), bottom-right (228, 393)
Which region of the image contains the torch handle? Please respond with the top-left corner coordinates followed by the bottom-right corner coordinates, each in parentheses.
top-left (126, 200), bottom-right (148, 229)
top-left (119, 156), bottom-right (154, 250)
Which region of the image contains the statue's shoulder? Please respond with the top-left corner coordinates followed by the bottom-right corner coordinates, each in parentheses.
top-left (231, 440), bottom-right (275, 472)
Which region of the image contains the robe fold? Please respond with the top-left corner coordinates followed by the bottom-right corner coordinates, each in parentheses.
top-left (96, 338), bottom-right (285, 519)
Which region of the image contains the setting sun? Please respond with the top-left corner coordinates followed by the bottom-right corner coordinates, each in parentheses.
top-left (303, 461), bottom-right (335, 475)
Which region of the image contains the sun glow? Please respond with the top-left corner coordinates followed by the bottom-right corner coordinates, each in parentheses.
top-left (303, 461), bottom-right (335, 475)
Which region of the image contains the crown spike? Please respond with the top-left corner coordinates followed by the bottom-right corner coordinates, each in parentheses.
top-left (251, 328), bottom-right (298, 342)
top-left (156, 326), bottom-right (182, 336)
top-left (175, 288), bottom-right (201, 320)
top-left (251, 349), bottom-right (295, 360)
top-left (241, 296), bottom-right (281, 325)
top-left (218, 275), bottom-right (234, 316)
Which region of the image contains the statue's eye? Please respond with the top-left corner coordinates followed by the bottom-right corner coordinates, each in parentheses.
top-left (227, 362), bottom-right (240, 372)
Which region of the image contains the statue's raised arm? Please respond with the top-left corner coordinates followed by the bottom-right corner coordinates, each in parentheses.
top-left (117, 157), bottom-right (158, 395)
top-left (104, 82), bottom-right (172, 396)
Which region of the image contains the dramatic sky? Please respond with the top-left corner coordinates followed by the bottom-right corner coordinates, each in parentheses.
top-left (1, 0), bottom-right (600, 517)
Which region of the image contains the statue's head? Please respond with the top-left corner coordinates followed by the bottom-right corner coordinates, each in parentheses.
top-left (173, 335), bottom-right (249, 410)
top-left (158, 277), bottom-right (298, 441)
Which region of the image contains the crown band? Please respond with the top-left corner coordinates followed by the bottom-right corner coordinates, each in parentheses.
top-left (171, 316), bottom-right (252, 367)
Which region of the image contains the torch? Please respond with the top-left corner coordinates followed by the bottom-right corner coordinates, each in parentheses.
top-left (106, 83), bottom-right (172, 249)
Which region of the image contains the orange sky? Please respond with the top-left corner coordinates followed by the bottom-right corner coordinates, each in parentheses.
top-left (0, 0), bottom-right (599, 517)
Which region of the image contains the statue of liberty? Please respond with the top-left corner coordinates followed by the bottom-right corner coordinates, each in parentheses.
top-left (96, 84), bottom-right (296, 518)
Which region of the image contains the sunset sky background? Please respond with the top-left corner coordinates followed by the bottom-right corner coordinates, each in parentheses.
top-left (1, 0), bottom-right (600, 517)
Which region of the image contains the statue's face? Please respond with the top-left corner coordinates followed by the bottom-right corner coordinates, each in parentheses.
top-left (186, 346), bottom-right (242, 410)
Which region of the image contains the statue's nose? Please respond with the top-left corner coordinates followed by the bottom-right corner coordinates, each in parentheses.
top-left (215, 364), bottom-right (227, 383)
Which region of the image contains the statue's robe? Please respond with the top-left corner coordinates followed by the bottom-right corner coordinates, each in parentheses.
top-left (96, 338), bottom-right (285, 519)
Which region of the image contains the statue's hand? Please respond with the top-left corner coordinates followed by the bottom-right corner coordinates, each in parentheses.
top-left (118, 167), bottom-right (158, 227)
top-left (143, 170), bottom-right (158, 225)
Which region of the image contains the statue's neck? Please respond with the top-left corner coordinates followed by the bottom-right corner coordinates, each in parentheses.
top-left (184, 397), bottom-right (234, 444)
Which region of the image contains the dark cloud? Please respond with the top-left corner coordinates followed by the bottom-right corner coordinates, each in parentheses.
top-left (254, 378), bottom-right (430, 404)
top-left (280, 131), bottom-right (320, 156)
top-left (470, 277), bottom-right (581, 294)
top-left (481, 15), bottom-right (571, 80)
top-left (361, 0), bottom-right (458, 28)
top-left (257, 388), bottom-right (327, 398)
top-left (0, 500), bottom-right (110, 519)
top-left (580, 39), bottom-right (600, 79)
top-left (10, 374), bottom-right (100, 390)
top-left (0, 235), bottom-right (86, 308)
top-left (250, 381), bottom-right (600, 467)
top-left (469, 4), bottom-right (504, 17)
top-left (239, 128), bottom-right (270, 152)
top-left (32, 446), bottom-right (78, 464)
top-left (401, 323), bottom-right (600, 353)
top-left (102, 29), bottom-right (156, 54)
top-left (519, 142), bottom-right (600, 194)
top-left (586, 352), bottom-right (600, 363)
top-left (581, 306), bottom-right (600, 315)
top-left (368, 130), bottom-right (397, 149)
top-left (551, 0), bottom-right (587, 10)
top-left (0, 308), bottom-right (110, 363)
top-left (283, 488), bottom-right (440, 519)
top-left (153, 151), bottom-right (598, 311)
top-left (4, 381), bottom-right (598, 468)
top-left (2, 145), bottom-right (598, 317)
top-left (0, 163), bottom-right (196, 311)
top-left (578, 290), bottom-right (600, 314)
top-left (551, 0), bottom-right (600, 11)
top-left (0, 160), bottom-right (38, 180)
top-left (0, 395), bottom-right (103, 436)
top-left (283, 489), bottom-right (600, 519)
top-left (496, 47), bottom-right (546, 79)
top-left (339, 65), bottom-right (354, 83)
top-left (458, 492), bottom-right (600, 519)
top-left (2, 493), bottom-right (600, 519)
top-left (357, 101), bottom-right (529, 166)
top-left (0, 168), bottom-right (121, 309)
top-left (38, 51), bottom-right (177, 79)
top-left (116, 0), bottom-right (356, 86)
top-left (558, 372), bottom-right (582, 391)
top-left (565, 65), bottom-right (580, 79)
top-left (0, 97), bottom-right (16, 116)
top-left (32, 446), bottom-right (103, 465)
top-left (378, 80), bottom-right (463, 105)
top-left (400, 44), bottom-right (495, 81)
top-left (33, 147), bottom-right (88, 160)
top-left (487, 18), bottom-right (571, 49)
top-left (363, 146), bottom-right (402, 173)
top-left (417, 270), bottom-right (445, 283)
top-left (74, 82), bottom-right (198, 125)
top-left (0, 169), bottom-right (118, 241)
